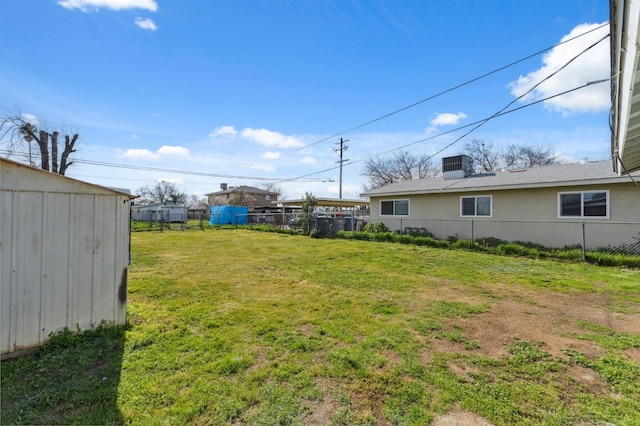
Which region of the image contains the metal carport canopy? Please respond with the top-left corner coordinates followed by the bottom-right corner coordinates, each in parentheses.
top-left (280, 198), bottom-right (370, 208)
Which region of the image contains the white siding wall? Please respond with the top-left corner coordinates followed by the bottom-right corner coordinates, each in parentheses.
top-left (1, 161), bottom-right (130, 357)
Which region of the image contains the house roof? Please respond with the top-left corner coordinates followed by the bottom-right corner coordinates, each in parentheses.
top-left (610, 0), bottom-right (640, 174)
top-left (362, 160), bottom-right (640, 197)
top-left (205, 185), bottom-right (279, 196)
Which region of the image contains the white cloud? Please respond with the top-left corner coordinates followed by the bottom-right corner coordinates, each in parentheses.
top-left (300, 156), bottom-right (315, 164)
top-left (58, 0), bottom-right (157, 12)
top-left (119, 145), bottom-right (189, 161)
top-left (262, 151), bottom-right (281, 160)
top-left (240, 128), bottom-right (305, 148)
top-left (120, 148), bottom-right (160, 161)
top-left (21, 113), bottom-right (39, 126)
top-left (507, 22), bottom-right (610, 115)
top-left (249, 163), bottom-right (276, 172)
top-left (209, 125), bottom-right (238, 138)
top-left (430, 112), bottom-right (467, 127)
top-left (157, 145), bottom-right (189, 156)
top-left (135, 17), bottom-right (157, 31)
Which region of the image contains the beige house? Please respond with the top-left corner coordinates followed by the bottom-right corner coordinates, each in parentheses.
top-left (362, 159), bottom-right (640, 250)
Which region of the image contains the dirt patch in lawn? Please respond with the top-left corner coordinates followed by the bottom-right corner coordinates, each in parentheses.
top-left (431, 408), bottom-right (494, 426)
top-left (308, 283), bottom-right (639, 425)
top-left (418, 279), bottom-right (639, 361)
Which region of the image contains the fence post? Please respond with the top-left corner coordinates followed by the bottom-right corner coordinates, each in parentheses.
top-left (471, 220), bottom-right (474, 247)
top-left (352, 209), bottom-right (355, 237)
top-left (581, 222), bottom-right (586, 261)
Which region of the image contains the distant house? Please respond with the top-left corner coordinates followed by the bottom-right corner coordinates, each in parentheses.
top-left (361, 156), bottom-right (640, 250)
top-left (131, 202), bottom-right (187, 222)
top-left (1, 158), bottom-right (134, 358)
top-left (206, 184), bottom-right (279, 213)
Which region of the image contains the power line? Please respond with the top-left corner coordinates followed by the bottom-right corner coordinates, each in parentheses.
top-left (0, 154), bottom-right (332, 183)
top-left (288, 22), bottom-right (610, 154)
top-left (283, 32), bottom-right (610, 184)
top-left (275, 80), bottom-right (610, 183)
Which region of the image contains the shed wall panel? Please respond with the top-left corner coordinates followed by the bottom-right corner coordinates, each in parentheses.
top-left (1, 191), bottom-right (14, 352)
top-left (43, 193), bottom-right (73, 334)
top-left (74, 194), bottom-right (97, 332)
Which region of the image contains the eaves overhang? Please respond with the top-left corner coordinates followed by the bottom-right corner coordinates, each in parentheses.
top-left (365, 177), bottom-right (636, 198)
top-left (611, 0), bottom-right (640, 174)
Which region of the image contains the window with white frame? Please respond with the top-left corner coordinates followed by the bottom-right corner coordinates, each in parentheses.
top-left (380, 199), bottom-right (409, 216)
top-left (460, 195), bottom-right (492, 217)
top-left (558, 191), bottom-right (609, 218)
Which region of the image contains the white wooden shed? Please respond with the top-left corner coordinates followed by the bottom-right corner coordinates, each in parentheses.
top-left (1, 158), bottom-right (133, 359)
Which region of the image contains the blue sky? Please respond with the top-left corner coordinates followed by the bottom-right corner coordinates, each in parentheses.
top-left (0, 0), bottom-right (611, 200)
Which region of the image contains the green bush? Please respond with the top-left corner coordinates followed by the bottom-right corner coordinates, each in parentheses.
top-left (363, 222), bottom-right (389, 233)
top-left (475, 237), bottom-right (508, 247)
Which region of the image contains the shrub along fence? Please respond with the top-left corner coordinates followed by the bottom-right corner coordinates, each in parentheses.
top-left (362, 218), bottom-right (640, 258)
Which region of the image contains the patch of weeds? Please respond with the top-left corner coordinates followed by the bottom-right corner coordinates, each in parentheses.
top-left (329, 407), bottom-right (352, 425)
top-left (383, 380), bottom-right (434, 425)
top-left (372, 299), bottom-right (401, 315)
top-left (592, 352), bottom-right (640, 394)
top-left (327, 347), bottom-right (385, 379)
top-left (437, 331), bottom-right (480, 350)
top-left (410, 318), bottom-right (442, 336)
top-left (364, 327), bottom-right (417, 352)
top-left (425, 300), bottom-right (487, 318)
top-left (573, 321), bottom-right (640, 350)
top-left (215, 354), bottom-right (253, 375)
top-left (241, 381), bottom-right (308, 425)
top-left (508, 341), bottom-right (550, 363)
top-left (562, 348), bottom-right (594, 368)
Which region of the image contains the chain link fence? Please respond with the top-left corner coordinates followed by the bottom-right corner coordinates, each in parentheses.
top-left (131, 211), bottom-right (208, 231)
top-left (130, 208), bottom-right (639, 257)
top-left (371, 218), bottom-right (640, 256)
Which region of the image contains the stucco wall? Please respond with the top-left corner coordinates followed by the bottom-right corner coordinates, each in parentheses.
top-left (370, 182), bottom-right (640, 248)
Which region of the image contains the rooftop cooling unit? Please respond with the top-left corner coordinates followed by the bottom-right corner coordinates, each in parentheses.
top-left (442, 155), bottom-right (473, 180)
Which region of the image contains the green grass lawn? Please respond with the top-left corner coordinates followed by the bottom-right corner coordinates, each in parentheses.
top-left (2, 229), bottom-right (640, 425)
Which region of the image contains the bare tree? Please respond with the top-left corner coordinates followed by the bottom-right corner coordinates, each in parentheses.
top-left (1, 111), bottom-right (78, 175)
top-left (227, 190), bottom-right (256, 207)
top-left (503, 144), bottom-right (522, 170)
top-left (519, 144), bottom-right (558, 168)
top-left (464, 138), bottom-right (498, 172)
top-left (136, 181), bottom-right (188, 205)
top-left (208, 195), bottom-right (228, 206)
top-left (185, 194), bottom-right (208, 209)
top-left (258, 182), bottom-right (283, 199)
top-left (362, 150), bottom-right (438, 190)
top-left (502, 144), bottom-right (558, 169)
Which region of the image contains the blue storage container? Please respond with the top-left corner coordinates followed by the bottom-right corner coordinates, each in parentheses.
top-left (210, 205), bottom-right (249, 225)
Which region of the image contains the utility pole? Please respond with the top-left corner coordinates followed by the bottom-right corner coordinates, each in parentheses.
top-left (334, 138), bottom-right (349, 199)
